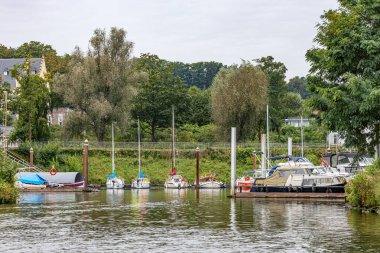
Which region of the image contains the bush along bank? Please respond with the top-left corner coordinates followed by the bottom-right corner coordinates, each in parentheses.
top-left (0, 153), bottom-right (19, 204)
top-left (345, 160), bottom-right (380, 212)
top-left (13, 145), bottom-right (326, 185)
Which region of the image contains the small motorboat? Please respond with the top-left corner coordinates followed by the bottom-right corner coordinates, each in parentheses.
top-left (195, 173), bottom-right (225, 189)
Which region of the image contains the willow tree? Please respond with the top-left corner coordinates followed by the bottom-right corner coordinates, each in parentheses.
top-left (306, 1), bottom-right (380, 155)
top-left (55, 27), bottom-right (142, 141)
top-left (211, 63), bottom-right (268, 141)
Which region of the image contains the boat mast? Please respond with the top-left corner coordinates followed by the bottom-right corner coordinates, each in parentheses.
top-left (266, 104), bottom-right (270, 171)
top-left (138, 118), bottom-right (141, 178)
top-left (112, 122), bottom-right (115, 174)
top-left (171, 106), bottom-right (176, 175)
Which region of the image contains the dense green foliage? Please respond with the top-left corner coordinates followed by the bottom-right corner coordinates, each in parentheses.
top-left (306, 0), bottom-right (380, 154)
top-left (255, 56), bottom-right (288, 132)
top-left (131, 54), bottom-right (188, 141)
top-left (0, 153), bottom-right (19, 204)
top-left (346, 160), bottom-right (380, 209)
top-left (55, 27), bottom-right (141, 141)
top-left (11, 62), bottom-right (50, 142)
top-left (172, 61), bottom-right (224, 89)
top-left (211, 63), bottom-right (268, 141)
top-left (288, 76), bottom-right (310, 99)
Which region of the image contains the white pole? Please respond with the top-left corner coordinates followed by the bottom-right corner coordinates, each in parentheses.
top-left (288, 137), bottom-right (292, 157)
top-left (138, 118), bottom-right (141, 177)
top-left (230, 127), bottom-right (236, 196)
top-left (261, 134), bottom-right (266, 177)
top-left (266, 104), bottom-right (270, 169)
top-left (172, 106), bottom-right (176, 169)
top-left (301, 116), bottom-right (304, 157)
top-left (111, 122), bottom-right (115, 174)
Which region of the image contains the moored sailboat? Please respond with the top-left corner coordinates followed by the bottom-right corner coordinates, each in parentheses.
top-left (164, 106), bottom-right (189, 189)
top-left (106, 123), bottom-right (124, 189)
top-left (131, 119), bottom-right (150, 189)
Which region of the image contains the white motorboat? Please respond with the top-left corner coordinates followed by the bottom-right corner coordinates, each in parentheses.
top-left (131, 119), bottom-right (151, 189)
top-left (164, 106), bottom-right (188, 189)
top-left (106, 123), bottom-right (124, 189)
top-left (195, 174), bottom-right (225, 188)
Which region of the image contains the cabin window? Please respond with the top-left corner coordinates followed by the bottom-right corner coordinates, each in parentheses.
top-left (338, 155), bottom-right (350, 164)
top-left (302, 179), bottom-right (315, 186)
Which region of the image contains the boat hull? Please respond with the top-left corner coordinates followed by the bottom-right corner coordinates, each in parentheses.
top-left (197, 181), bottom-right (225, 189)
top-left (165, 175), bottom-right (189, 189)
top-left (250, 184), bottom-right (346, 193)
top-left (131, 178), bottom-right (150, 189)
top-left (106, 177), bottom-right (124, 189)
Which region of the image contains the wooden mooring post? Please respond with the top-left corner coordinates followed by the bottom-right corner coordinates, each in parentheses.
top-left (83, 139), bottom-right (89, 189)
top-left (29, 147), bottom-right (34, 172)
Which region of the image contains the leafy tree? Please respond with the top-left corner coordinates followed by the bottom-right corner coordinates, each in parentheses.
top-left (172, 61), bottom-right (224, 89)
top-left (132, 53), bottom-right (189, 142)
top-left (55, 27), bottom-right (140, 141)
top-left (306, 0), bottom-right (380, 154)
top-left (0, 44), bottom-right (15, 58)
top-left (280, 92), bottom-right (304, 119)
top-left (211, 63), bottom-right (268, 141)
top-left (11, 61), bottom-right (50, 141)
top-left (288, 76), bottom-right (310, 99)
top-left (254, 56), bottom-right (288, 132)
top-left (186, 86), bottom-right (211, 126)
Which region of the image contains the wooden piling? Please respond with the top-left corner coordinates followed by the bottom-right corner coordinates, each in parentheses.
top-left (195, 147), bottom-right (200, 189)
top-left (83, 139), bottom-right (89, 189)
top-left (29, 147), bottom-right (34, 172)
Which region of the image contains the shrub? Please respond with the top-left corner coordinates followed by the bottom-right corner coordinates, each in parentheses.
top-left (345, 159), bottom-right (380, 208)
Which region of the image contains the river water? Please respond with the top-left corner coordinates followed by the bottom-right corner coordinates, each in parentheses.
top-left (0, 189), bottom-right (380, 252)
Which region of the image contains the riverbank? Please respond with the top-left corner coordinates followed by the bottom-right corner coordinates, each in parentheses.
top-left (12, 146), bottom-right (326, 185)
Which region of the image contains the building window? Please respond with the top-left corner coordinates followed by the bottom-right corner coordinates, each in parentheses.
top-left (47, 115), bottom-right (52, 126)
top-left (58, 114), bottom-right (64, 126)
top-left (3, 71), bottom-right (8, 76)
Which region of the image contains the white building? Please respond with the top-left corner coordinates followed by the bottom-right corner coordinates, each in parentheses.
top-left (284, 118), bottom-right (310, 127)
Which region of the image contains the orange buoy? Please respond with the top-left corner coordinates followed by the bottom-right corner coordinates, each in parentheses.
top-left (50, 167), bottom-right (58, 176)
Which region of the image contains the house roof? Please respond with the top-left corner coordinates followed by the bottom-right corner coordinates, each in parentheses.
top-left (0, 58), bottom-right (43, 89)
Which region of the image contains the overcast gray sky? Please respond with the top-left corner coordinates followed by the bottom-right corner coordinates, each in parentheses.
top-left (1, 0), bottom-right (339, 79)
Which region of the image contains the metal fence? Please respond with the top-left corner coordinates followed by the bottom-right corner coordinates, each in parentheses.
top-left (10, 141), bottom-right (329, 151)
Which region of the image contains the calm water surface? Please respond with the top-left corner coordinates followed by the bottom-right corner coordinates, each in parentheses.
top-left (1, 189), bottom-right (380, 252)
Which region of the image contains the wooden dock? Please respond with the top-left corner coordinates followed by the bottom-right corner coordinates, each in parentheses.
top-left (232, 192), bottom-right (346, 202)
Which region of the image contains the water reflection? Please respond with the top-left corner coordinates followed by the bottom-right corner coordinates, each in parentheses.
top-left (19, 192), bottom-right (78, 204)
top-left (0, 190), bottom-right (379, 252)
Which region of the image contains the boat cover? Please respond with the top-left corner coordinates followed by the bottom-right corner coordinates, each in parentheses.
top-left (107, 172), bottom-right (116, 179)
top-left (139, 171), bottom-right (148, 179)
top-left (19, 174), bottom-right (47, 185)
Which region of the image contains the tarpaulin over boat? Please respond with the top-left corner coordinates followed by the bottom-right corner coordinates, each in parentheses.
top-left (19, 174), bottom-right (46, 185)
top-left (16, 172), bottom-right (83, 184)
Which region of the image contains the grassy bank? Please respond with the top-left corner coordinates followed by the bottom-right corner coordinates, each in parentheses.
top-left (14, 143), bottom-right (326, 185)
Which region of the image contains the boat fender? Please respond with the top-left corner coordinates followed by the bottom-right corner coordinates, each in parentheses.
top-left (50, 166), bottom-right (58, 176)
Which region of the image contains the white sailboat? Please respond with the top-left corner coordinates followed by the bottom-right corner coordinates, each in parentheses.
top-left (164, 107), bottom-right (189, 189)
top-left (106, 123), bottom-right (124, 189)
top-left (131, 119), bottom-right (150, 189)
